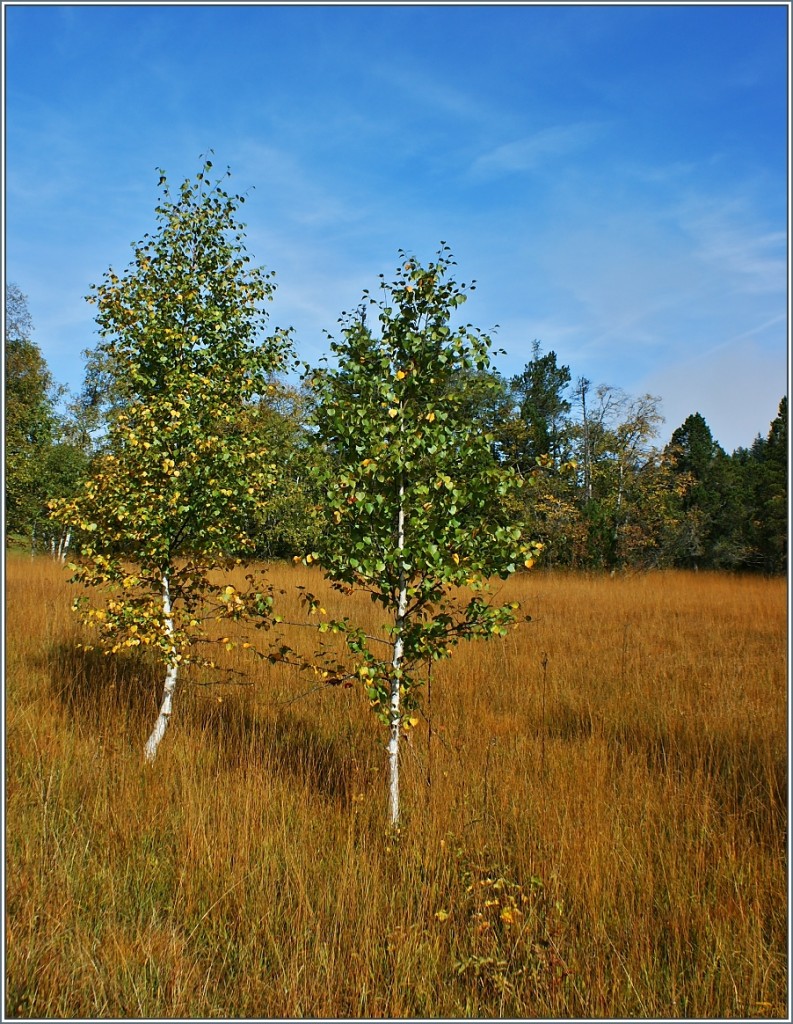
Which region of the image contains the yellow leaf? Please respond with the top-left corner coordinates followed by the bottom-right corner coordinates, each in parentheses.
top-left (434, 909), bottom-right (451, 922)
top-left (395, 369), bottom-right (406, 380)
top-left (388, 408), bottom-right (399, 419)
top-left (452, 553), bottom-right (460, 565)
top-left (426, 411), bottom-right (436, 422)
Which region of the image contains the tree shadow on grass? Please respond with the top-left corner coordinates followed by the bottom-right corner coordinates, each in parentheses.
top-left (47, 639), bottom-right (364, 808)
top-left (47, 639), bottom-right (162, 737)
top-left (185, 696), bottom-right (362, 808)
top-left (608, 716), bottom-right (787, 850)
top-left (536, 698), bottom-right (786, 849)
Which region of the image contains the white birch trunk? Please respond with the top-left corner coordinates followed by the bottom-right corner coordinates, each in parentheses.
top-left (57, 529), bottom-right (71, 563)
top-left (582, 390), bottom-right (592, 503)
top-left (614, 461), bottom-right (624, 561)
top-left (388, 483), bottom-right (408, 828)
top-left (144, 572), bottom-right (179, 763)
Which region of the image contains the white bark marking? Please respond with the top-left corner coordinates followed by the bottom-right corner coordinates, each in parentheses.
top-left (144, 572), bottom-right (179, 763)
top-left (388, 483), bottom-right (408, 828)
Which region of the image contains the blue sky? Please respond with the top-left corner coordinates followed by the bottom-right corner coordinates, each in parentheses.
top-left (5, 2), bottom-right (789, 452)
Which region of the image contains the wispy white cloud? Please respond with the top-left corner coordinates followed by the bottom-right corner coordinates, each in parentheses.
top-left (470, 122), bottom-right (607, 178)
top-left (367, 61), bottom-right (497, 130)
top-left (684, 212), bottom-right (786, 296)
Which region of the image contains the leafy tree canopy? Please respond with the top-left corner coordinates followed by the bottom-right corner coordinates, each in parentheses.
top-left (303, 246), bottom-right (542, 823)
top-left (49, 160), bottom-right (294, 759)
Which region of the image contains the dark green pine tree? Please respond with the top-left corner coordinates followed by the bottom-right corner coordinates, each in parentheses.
top-left (749, 397), bottom-right (787, 573)
top-left (665, 412), bottom-right (730, 568)
top-left (503, 342), bottom-right (572, 472)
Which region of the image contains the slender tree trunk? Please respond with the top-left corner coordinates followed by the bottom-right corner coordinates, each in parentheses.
top-left (426, 659), bottom-right (433, 789)
top-left (581, 384), bottom-right (592, 503)
top-left (611, 461), bottom-right (624, 567)
top-left (388, 481), bottom-right (408, 828)
top-left (57, 528), bottom-right (71, 563)
top-left (144, 572), bottom-right (179, 763)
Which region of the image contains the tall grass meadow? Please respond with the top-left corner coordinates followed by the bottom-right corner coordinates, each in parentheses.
top-left (5, 555), bottom-right (786, 1018)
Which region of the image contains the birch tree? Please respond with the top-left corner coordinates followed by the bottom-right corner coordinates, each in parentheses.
top-left (305, 248), bottom-right (542, 827)
top-left (50, 161), bottom-right (292, 761)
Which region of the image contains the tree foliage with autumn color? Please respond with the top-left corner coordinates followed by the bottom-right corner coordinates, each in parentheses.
top-left (49, 161), bottom-right (292, 759)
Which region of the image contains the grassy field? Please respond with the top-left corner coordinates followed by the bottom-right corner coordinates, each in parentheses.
top-left (5, 554), bottom-right (787, 1018)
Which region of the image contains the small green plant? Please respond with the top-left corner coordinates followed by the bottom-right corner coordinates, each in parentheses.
top-left (435, 839), bottom-right (569, 1010)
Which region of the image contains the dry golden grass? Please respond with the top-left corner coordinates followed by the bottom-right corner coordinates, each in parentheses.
top-left (5, 554), bottom-right (787, 1018)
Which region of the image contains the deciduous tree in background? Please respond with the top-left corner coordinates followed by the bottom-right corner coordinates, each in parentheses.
top-left (576, 387), bottom-right (665, 569)
top-left (5, 283), bottom-right (60, 546)
top-left (305, 248), bottom-right (542, 826)
top-left (240, 381), bottom-right (327, 560)
top-left (50, 161), bottom-right (292, 761)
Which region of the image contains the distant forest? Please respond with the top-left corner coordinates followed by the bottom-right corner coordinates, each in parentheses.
top-left (6, 281), bottom-right (786, 575)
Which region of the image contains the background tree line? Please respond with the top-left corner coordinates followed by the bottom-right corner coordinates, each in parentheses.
top-left (5, 288), bottom-right (786, 576)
